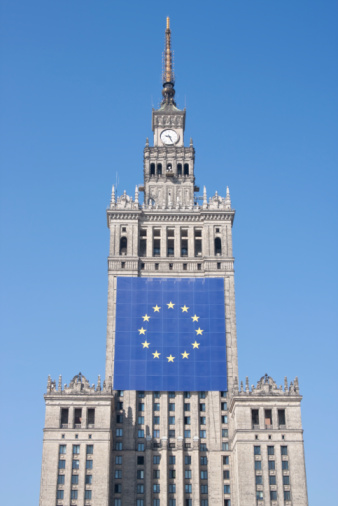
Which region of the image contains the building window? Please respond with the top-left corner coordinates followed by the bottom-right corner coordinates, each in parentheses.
top-left (150, 163), bottom-right (155, 175)
top-left (268, 460), bottom-right (275, 470)
top-left (168, 484), bottom-right (176, 493)
top-left (184, 430), bottom-right (191, 438)
top-left (87, 408), bottom-right (95, 426)
top-left (114, 484), bottom-right (122, 493)
top-left (284, 491), bottom-right (291, 501)
top-left (86, 459), bottom-right (93, 469)
top-left (200, 443), bottom-right (207, 451)
top-left (254, 445), bottom-right (261, 455)
top-left (184, 163), bottom-right (189, 175)
top-left (201, 456), bottom-right (208, 465)
top-left (56, 490), bottom-right (64, 500)
top-left (269, 475), bottom-right (276, 485)
top-left (185, 455), bottom-right (191, 465)
top-left (186, 500), bottom-right (192, 506)
top-left (201, 501), bottom-right (208, 506)
top-left (58, 459), bottom-right (66, 469)
top-left (71, 474), bottom-right (78, 485)
top-left (138, 443), bottom-right (145, 451)
top-left (169, 500), bottom-right (176, 506)
top-left (138, 403), bottom-right (144, 411)
top-left (157, 163), bottom-right (162, 175)
top-left (137, 416), bottom-right (144, 424)
top-left (138, 391), bottom-right (145, 398)
top-left (256, 491), bottom-right (263, 500)
top-left (278, 409), bottom-right (286, 427)
top-left (169, 416), bottom-right (175, 424)
top-left (185, 484), bottom-right (192, 493)
top-left (114, 469), bottom-right (122, 479)
top-left (184, 416), bottom-right (191, 425)
top-left (184, 391), bottom-right (191, 398)
top-left (169, 469), bottom-right (176, 479)
top-left (153, 500), bottom-right (160, 506)
top-left (281, 446), bottom-right (288, 455)
top-left (282, 460), bottom-right (289, 470)
top-left (185, 469), bottom-right (191, 479)
top-left (200, 416), bottom-right (206, 425)
top-left (214, 237), bottom-right (222, 256)
top-left (201, 470), bottom-right (208, 479)
top-left (224, 485), bottom-right (230, 494)
top-left (255, 475), bottom-right (263, 485)
top-left (153, 469), bottom-right (160, 479)
top-left (265, 409), bottom-right (272, 427)
top-left (184, 403), bottom-right (190, 411)
top-left (154, 391), bottom-right (160, 398)
top-left (60, 408), bottom-right (69, 427)
top-left (222, 415), bottom-right (228, 424)
top-left (86, 474), bottom-right (93, 484)
top-left (169, 429), bottom-right (175, 438)
top-left (221, 402), bottom-right (227, 410)
top-left (117, 401), bottom-right (123, 410)
top-left (137, 470), bottom-right (144, 479)
top-left (137, 456), bottom-right (145, 465)
top-left (223, 470), bottom-right (230, 479)
top-left (252, 409), bottom-right (259, 427)
top-left (138, 429), bottom-right (145, 438)
top-left (59, 444), bottom-right (66, 454)
top-left (153, 484), bottom-right (160, 493)
top-left (115, 442), bottom-right (123, 450)
top-left (154, 416), bottom-right (160, 424)
top-left (270, 491), bottom-right (277, 500)
top-left (169, 403), bottom-right (175, 411)
top-left (267, 446), bottom-right (274, 455)
top-left (153, 430), bottom-right (160, 438)
top-left (283, 475), bottom-right (290, 485)
top-left (200, 403), bottom-right (206, 412)
top-left (119, 236), bottom-right (127, 255)
top-left (116, 428), bottom-right (123, 437)
top-left (254, 460), bottom-right (261, 470)
top-left (71, 490), bottom-right (78, 500)
top-left (72, 459), bottom-right (79, 469)
top-left (137, 484), bottom-right (144, 493)
top-left (57, 474), bottom-right (65, 485)
top-left (222, 442), bottom-right (229, 451)
top-left (201, 485), bottom-right (208, 494)
top-left (222, 429), bottom-right (228, 437)
top-left (114, 500), bottom-right (122, 506)
top-left (200, 430), bottom-right (206, 438)
top-left (154, 403), bottom-right (160, 411)
top-left (85, 490), bottom-right (92, 500)
top-left (115, 456), bottom-right (122, 465)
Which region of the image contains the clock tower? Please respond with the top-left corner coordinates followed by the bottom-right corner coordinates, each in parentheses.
top-left (143, 18), bottom-right (197, 209)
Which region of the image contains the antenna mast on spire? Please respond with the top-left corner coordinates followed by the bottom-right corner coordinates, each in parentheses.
top-left (161, 17), bottom-right (176, 105)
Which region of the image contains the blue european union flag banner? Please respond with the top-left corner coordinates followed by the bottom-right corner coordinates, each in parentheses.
top-left (114, 277), bottom-right (227, 391)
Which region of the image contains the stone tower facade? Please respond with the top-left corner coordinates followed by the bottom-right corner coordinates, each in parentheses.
top-left (39, 18), bottom-right (308, 506)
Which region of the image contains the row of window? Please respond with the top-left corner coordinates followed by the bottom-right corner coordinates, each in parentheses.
top-left (254, 445), bottom-right (288, 456)
top-left (59, 444), bottom-right (93, 455)
top-left (255, 475), bottom-right (290, 485)
top-left (56, 489), bottom-right (92, 500)
top-left (58, 474), bottom-right (92, 485)
top-left (252, 408), bottom-right (286, 428)
top-left (136, 236), bottom-right (222, 258)
top-left (114, 483), bottom-right (210, 495)
top-left (58, 459), bottom-right (93, 470)
top-left (114, 501), bottom-right (209, 506)
top-left (149, 163), bottom-right (190, 176)
top-left (115, 442), bottom-right (211, 451)
top-left (60, 408), bottom-right (95, 429)
top-left (256, 491), bottom-right (291, 501)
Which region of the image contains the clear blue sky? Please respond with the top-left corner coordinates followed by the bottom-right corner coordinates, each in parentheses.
top-left (1, 1), bottom-right (337, 504)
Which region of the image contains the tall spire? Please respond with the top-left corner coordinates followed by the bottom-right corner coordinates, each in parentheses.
top-left (162, 17), bottom-right (176, 105)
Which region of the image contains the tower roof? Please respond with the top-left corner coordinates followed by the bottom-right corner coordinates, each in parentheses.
top-left (162, 17), bottom-right (176, 105)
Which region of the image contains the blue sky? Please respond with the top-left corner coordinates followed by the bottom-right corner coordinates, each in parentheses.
top-left (1, 1), bottom-right (337, 504)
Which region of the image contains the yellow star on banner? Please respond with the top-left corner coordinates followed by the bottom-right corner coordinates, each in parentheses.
top-left (142, 340), bottom-right (150, 349)
top-left (192, 341), bottom-right (200, 349)
top-left (195, 328), bottom-right (204, 335)
top-left (138, 327), bottom-right (146, 335)
top-left (167, 354), bottom-right (175, 362)
top-left (153, 305), bottom-right (161, 312)
top-left (167, 301), bottom-right (175, 309)
top-left (191, 314), bottom-right (199, 322)
top-left (181, 351), bottom-right (190, 359)
top-left (181, 305), bottom-right (189, 312)
top-left (152, 350), bottom-right (161, 359)
top-left (142, 314), bottom-right (150, 322)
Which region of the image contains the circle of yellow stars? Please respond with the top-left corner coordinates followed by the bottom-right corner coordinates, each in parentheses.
top-left (137, 302), bottom-right (203, 362)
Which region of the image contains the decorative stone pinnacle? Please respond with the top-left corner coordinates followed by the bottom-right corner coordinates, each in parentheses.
top-left (110, 185), bottom-right (115, 208)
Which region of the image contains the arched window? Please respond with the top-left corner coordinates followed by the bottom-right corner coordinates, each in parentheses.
top-left (184, 163), bottom-right (189, 175)
top-left (177, 163), bottom-right (182, 176)
top-left (157, 163), bottom-right (162, 175)
top-left (150, 163), bottom-right (155, 175)
top-left (120, 237), bottom-right (127, 255)
top-left (214, 237), bottom-right (222, 256)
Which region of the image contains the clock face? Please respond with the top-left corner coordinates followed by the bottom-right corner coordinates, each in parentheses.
top-left (160, 129), bottom-right (179, 145)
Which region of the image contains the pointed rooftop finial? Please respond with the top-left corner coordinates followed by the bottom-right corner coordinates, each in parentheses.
top-left (162, 17), bottom-right (176, 105)
top-left (225, 186), bottom-right (231, 209)
top-left (110, 185), bottom-right (115, 208)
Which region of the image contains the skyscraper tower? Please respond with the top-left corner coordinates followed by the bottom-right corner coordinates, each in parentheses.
top-left (39, 18), bottom-right (308, 506)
